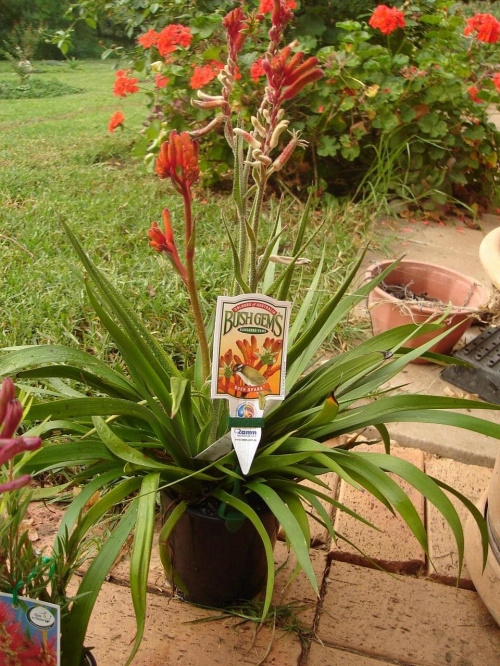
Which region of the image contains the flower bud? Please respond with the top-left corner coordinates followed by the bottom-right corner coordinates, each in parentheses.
top-left (269, 120), bottom-right (289, 149)
top-left (0, 401), bottom-right (23, 438)
top-left (0, 378), bottom-right (15, 424)
top-left (233, 128), bottom-right (262, 150)
top-left (251, 116), bottom-right (267, 138)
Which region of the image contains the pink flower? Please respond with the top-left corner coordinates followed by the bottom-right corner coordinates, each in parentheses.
top-left (493, 72), bottom-right (500, 93)
top-left (369, 5), bottom-right (405, 35)
top-left (258, 0), bottom-right (296, 13)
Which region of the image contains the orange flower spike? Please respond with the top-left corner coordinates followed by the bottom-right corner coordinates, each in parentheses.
top-left (251, 335), bottom-right (257, 352)
top-left (282, 68), bottom-right (323, 100)
top-left (283, 56), bottom-right (320, 87)
top-left (156, 131), bottom-right (200, 194)
top-left (283, 51), bottom-right (305, 77)
top-left (236, 340), bottom-right (246, 358)
top-left (148, 209), bottom-right (188, 283)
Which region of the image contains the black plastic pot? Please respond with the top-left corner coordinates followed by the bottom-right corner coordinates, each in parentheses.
top-left (82, 649), bottom-right (97, 666)
top-left (161, 493), bottom-right (279, 607)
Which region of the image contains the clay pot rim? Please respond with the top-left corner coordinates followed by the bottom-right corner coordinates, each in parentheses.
top-left (366, 259), bottom-right (490, 317)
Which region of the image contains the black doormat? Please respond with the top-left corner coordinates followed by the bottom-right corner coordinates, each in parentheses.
top-left (441, 327), bottom-right (500, 405)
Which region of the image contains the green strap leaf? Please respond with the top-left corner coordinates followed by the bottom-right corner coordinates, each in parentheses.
top-left (247, 481), bottom-right (318, 595)
top-left (158, 499), bottom-right (189, 594)
top-left (127, 473), bottom-right (160, 666)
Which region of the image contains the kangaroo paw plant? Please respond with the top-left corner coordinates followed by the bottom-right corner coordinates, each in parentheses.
top-left (1, 2), bottom-right (499, 664)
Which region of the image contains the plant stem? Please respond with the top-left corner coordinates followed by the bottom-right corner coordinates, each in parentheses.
top-left (249, 176), bottom-right (267, 291)
top-left (183, 190), bottom-right (211, 381)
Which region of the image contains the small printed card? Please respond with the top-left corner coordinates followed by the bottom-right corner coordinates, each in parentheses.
top-left (210, 294), bottom-right (291, 474)
top-left (0, 591), bottom-right (60, 665)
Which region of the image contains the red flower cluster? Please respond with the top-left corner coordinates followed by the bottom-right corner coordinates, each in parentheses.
top-left (155, 74), bottom-right (170, 88)
top-left (250, 58), bottom-right (265, 82)
top-left (464, 13), bottom-right (500, 43)
top-left (369, 5), bottom-right (405, 35)
top-left (258, 0), bottom-right (296, 14)
top-left (108, 111), bottom-right (124, 133)
top-left (137, 28), bottom-right (159, 48)
top-left (468, 85), bottom-right (483, 103)
top-left (190, 61), bottom-right (224, 89)
top-left (113, 70), bottom-right (139, 97)
top-left (493, 72), bottom-right (500, 93)
top-left (262, 46), bottom-right (323, 104)
top-left (156, 130), bottom-right (200, 193)
top-left (157, 24), bottom-right (193, 56)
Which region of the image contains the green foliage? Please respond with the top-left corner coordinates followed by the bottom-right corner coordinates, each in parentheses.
top-left (78, 0), bottom-right (500, 208)
top-left (2, 235), bottom-right (497, 658)
top-left (0, 76), bottom-right (81, 98)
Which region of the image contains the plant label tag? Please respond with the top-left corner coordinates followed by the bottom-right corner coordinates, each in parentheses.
top-left (210, 293), bottom-right (291, 404)
top-left (0, 591), bottom-right (60, 664)
top-left (208, 294), bottom-right (291, 474)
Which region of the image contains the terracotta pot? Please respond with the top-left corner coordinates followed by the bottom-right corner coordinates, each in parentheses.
top-left (366, 260), bottom-right (489, 363)
top-left (161, 493), bottom-right (279, 607)
top-left (465, 451), bottom-right (500, 626)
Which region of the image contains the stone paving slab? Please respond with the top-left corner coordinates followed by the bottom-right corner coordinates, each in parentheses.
top-left (371, 361), bottom-right (500, 466)
top-left (425, 456), bottom-right (492, 587)
top-left (330, 444), bottom-right (426, 574)
top-left (86, 580), bottom-right (303, 666)
top-left (317, 559), bottom-right (500, 666)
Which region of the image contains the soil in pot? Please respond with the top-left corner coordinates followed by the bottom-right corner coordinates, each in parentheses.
top-left (367, 260), bottom-right (489, 362)
top-left (161, 493), bottom-right (279, 608)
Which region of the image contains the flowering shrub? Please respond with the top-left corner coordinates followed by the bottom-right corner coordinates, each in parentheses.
top-left (105, 0), bottom-right (499, 209)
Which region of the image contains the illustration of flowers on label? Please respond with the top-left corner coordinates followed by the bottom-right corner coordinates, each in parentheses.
top-left (210, 294), bottom-right (291, 474)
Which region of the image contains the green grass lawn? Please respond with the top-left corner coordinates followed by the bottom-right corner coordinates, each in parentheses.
top-left (0, 60), bottom-right (371, 366)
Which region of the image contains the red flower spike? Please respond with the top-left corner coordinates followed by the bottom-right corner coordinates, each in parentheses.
top-left (281, 68), bottom-right (324, 100)
top-left (369, 5), bottom-right (405, 35)
top-left (156, 131), bottom-right (200, 193)
top-left (282, 55), bottom-right (320, 87)
top-left (223, 7), bottom-right (250, 59)
top-left (148, 209), bottom-right (188, 283)
top-left (0, 378), bottom-right (15, 424)
top-left (0, 400), bottom-right (23, 438)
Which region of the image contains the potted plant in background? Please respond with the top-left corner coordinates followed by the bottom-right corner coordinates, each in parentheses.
top-left (1, 2), bottom-right (500, 663)
top-left (0, 377), bottom-right (129, 666)
top-left (365, 259), bottom-right (490, 361)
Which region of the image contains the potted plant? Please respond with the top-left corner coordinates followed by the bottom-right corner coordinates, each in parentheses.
top-left (0, 377), bottom-right (123, 666)
top-left (365, 259), bottom-right (489, 361)
top-left (1, 2), bottom-right (500, 663)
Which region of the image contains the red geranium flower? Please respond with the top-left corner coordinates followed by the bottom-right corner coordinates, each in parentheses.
top-left (113, 70), bottom-right (139, 97)
top-left (190, 62), bottom-right (224, 89)
top-left (464, 13), bottom-right (500, 43)
top-left (250, 58), bottom-right (266, 82)
top-left (493, 72), bottom-right (500, 93)
top-left (137, 29), bottom-right (159, 48)
top-left (157, 24), bottom-right (192, 57)
top-left (155, 74), bottom-right (170, 88)
top-left (108, 111), bottom-right (124, 133)
top-left (468, 85), bottom-right (483, 103)
top-left (369, 5), bottom-right (405, 35)
top-left (258, 0), bottom-right (296, 13)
